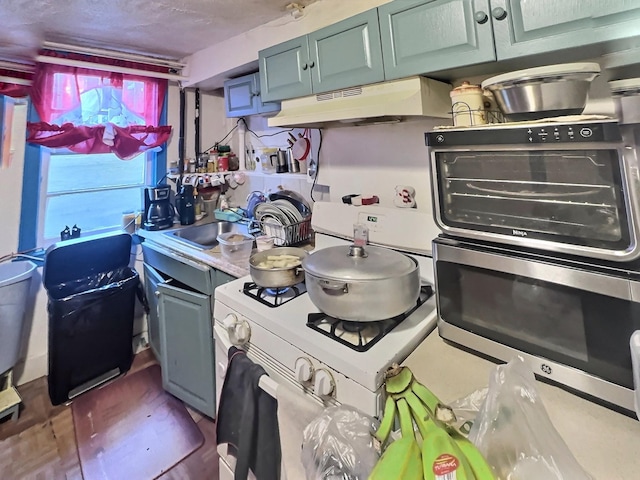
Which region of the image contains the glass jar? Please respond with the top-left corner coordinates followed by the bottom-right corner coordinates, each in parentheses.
top-left (228, 153), bottom-right (239, 171)
top-left (218, 155), bottom-right (229, 172)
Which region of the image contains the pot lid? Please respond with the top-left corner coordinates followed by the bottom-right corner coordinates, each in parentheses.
top-left (481, 62), bottom-right (601, 89)
top-left (302, 244), bottom-right (417, 281)
top-left (450, 81), bottom-right (482, 96)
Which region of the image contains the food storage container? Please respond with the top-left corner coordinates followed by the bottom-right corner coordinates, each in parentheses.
top-left (217, 232), bottom-right (254, 264)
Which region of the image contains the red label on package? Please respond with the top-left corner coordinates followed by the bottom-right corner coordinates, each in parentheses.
top-left (433, 453), bottom-right (460, 476)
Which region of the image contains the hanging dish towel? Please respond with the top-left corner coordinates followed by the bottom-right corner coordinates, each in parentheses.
top-left (277, 384), bottom-right (324, 480)
top-left (216, 346), bottom-right (281, 480)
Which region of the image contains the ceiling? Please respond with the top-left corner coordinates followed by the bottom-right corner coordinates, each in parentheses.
top-left (0, 0), bottom-right (315, 63)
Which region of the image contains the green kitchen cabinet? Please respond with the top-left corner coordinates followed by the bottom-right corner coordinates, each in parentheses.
top-left (259, 9), bottom-right (384, 102)
top-left (158, 281), bottom-right (215, 417)
top-left (142, 241), bottom-right (236, 419)
top-left (379, 0), bottom-right (640, 79)
top-left (491, 0), bottom-right (640, 60)
top-left (224, 72), bottom-right (279, 117)
top-left (379, 0), bottom-right (496, 80)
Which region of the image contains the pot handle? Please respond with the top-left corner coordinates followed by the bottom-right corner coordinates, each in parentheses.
top-left (319, 279), bottom-right (349, 294)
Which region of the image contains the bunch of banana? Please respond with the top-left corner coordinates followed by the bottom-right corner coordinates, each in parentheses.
top-left (369, 365), bottom-right (495, 480)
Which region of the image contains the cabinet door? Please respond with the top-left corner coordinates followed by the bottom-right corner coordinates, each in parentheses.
top-left (224, 74), bottom-right (259, 117)
top-left (158, 283), bottom-right (216, 418)
top-left (254, 73), bottom-right (281, 115)
top-left (224, 73), bottom-right (280, 117)
top-left (308, 9), bottom-right (385, 94)
top-left (379, 0), bottom-right (495, 80)
top-left (143, 263), bottom-right (165, 359)
top-left (259, 36), bottom-right (313, 102)
top-left (492, 0), bottom-right (640, 60)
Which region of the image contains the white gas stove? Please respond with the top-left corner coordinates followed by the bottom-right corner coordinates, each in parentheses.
top-left (213, 202), bottom-right (440, 418)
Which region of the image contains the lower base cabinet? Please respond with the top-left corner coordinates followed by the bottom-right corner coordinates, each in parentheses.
top-left (142, 242), bottom-right (235, 418)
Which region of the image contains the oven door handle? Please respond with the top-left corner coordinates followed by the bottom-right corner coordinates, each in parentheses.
top-left (435, 242), bottom-right (636, 301)
top-left (214, 324), bottom-right (279, 399)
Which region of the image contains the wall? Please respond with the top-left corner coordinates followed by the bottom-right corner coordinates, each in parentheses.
top-left (0, 101), bottom-right (26, 250)
top-left (222, 115), bottom-right (329, 209)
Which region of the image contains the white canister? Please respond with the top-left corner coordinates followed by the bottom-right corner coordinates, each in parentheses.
top-left (450, 81), bottom-right (487, 126)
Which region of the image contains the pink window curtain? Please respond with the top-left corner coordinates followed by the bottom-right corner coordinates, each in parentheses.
top-left (0, 68), bottom-right (32, 98)
top-left (27, 52), bottom-right (172, 160)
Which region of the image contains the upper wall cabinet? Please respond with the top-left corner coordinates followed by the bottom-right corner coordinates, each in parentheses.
top-left (381, 0), bottom-right (640, 79)
top-left (379, 0), bottom-right (496, 81)
top-left (259, 9), bottom-right (384, 102)
top-left (224, 72), bottom-right (279, 117)
top-left (491, 0), bottom-right (640, 59)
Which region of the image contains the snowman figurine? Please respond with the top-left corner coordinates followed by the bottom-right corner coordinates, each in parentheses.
top-left (394, 185), bottom-right (416, 208)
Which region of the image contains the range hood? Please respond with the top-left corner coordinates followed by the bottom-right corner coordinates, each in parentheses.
top-left (268, 76), bottom-right (453, 128)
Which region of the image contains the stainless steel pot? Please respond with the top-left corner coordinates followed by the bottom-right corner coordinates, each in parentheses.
top-left (249, 246), bottom-right (308, 288)
top-left (302, 244), bottom-right (420, 322)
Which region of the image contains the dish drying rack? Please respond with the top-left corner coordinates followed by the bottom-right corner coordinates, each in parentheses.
top-left (249, 215), bottom-right (313, 246)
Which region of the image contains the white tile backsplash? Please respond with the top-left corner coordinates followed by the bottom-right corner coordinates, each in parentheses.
top-left (225, 172), bottom-right (328, 211)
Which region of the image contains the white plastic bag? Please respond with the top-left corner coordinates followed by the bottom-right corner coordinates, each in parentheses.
top-left (301, 405), bottom-right (379, 480)
top-left (468, 357), bottom-right (592, 480)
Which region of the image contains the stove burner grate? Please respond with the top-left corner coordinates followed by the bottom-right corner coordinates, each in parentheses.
top-left (243, 282), bottom-right (307, 307)
top-left (307, 285), bottom-right (434, 352)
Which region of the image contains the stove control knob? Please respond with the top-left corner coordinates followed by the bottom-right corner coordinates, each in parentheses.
top-left (295, 357), bottom-right (314, 383)
top-left (313, 369), bottom-right (335, 397)
top-left (222, 313), bottom-right (238, 330)
top-left (231, 319), bottom-right (251, 345)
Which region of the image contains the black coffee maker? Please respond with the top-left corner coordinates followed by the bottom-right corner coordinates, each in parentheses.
top-left (143, 185), bottom-right (175, 230)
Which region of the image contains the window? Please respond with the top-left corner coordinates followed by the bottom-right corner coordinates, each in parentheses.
top-left (38, 149), bottom-right (153, 243)
top-left (19, 62), bottom-right (169, 251)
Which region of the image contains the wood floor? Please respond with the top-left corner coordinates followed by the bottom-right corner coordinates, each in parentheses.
top-left (0, 349), bottom-right (219, 480)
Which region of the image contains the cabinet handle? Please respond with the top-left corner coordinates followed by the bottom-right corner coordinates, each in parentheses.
top-left (302, 63), bottom-right (309, 70)
top-left (491, 7), bottom-right (507, 20)
top-left (308, 61), bottom-right (315, 68)
top-left (474, 11), bottom-right (489, 24)
top-left (154, 290), bottom-right (160, 297)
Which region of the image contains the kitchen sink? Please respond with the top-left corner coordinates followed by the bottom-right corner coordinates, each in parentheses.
top-left (164, 221), bottom-right (249, 250)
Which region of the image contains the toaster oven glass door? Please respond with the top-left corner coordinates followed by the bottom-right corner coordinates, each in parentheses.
top-left (433, 148), bottom-right (631, 250)
top-left (435, 241), bottom-right (640, 390)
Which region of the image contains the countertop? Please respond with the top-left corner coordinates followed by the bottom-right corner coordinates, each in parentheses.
top-left (405, 331), bottom-right (640, 480)
top-left (135, 219), bottom-right (314, 278)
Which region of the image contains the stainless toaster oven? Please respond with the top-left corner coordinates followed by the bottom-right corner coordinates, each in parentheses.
top-left (433, 235), bottom-right (640, 414)
top-left (426, 119), bottom-right (640, 261)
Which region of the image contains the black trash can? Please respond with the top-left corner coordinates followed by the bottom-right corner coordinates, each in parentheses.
top-left (43, 232), bottom-right (139, 405)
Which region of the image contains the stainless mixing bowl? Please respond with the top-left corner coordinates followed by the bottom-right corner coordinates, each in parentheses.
top-left (482, 63), bottom-right (600, 122)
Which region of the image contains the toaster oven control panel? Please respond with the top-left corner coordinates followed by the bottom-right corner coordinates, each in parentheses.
top-left (426, 121), bottom-right (622, 146)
